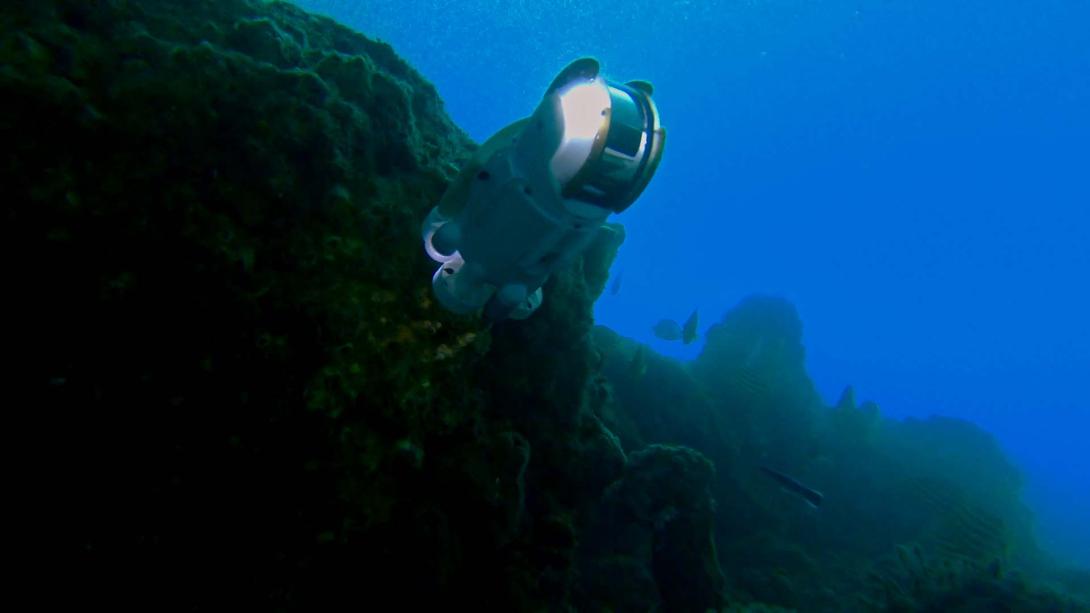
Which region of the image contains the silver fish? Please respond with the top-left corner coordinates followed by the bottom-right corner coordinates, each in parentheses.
top-left (759, 465), bottom-right (824, 508)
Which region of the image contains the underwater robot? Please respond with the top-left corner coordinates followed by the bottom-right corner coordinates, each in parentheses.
top-left (422, 57), bottom-right (666, 321)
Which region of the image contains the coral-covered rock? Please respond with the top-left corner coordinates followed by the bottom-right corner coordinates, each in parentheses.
top-left (692, 295), bottom-right (822, 469)
top-left (3, 0), bottom-right (529, 608)
top-left (582, 222), bottom-right (627, 298)
top-left (578, 444), bottom-right (727, 612)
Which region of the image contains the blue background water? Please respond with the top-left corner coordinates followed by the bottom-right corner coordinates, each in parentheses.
top-left (292, 0), bottom-right (1089, 568)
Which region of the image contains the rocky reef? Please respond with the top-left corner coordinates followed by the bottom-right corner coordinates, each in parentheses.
top-left (7, 1), bottom-right (1087, 611)
top-left (594, 296), bottom-right (1089, 611)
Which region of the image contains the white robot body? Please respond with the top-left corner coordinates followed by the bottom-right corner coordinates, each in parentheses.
top-left (425, 146), bottom-right (607, 319)
top-left (422, 58), bottom-right (665, 321)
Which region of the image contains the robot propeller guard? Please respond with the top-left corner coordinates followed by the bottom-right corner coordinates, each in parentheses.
top-left (422, 57), bottom-right (665, 321)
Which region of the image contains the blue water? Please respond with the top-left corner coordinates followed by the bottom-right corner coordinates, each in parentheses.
top-left (293, 0), bottom-right (1090, 568)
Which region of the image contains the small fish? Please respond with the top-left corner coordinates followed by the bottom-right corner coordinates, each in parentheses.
top-left (652, 318), bottom-right (683, 341)
top-left (681, 309), bottom-right (699, 344)
top-left (758, 465), bottom-right (824, 508)
top-left (610, 270), bottom-right (623, 295)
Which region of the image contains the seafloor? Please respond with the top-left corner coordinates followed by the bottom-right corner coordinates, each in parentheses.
top-left (5, 1), bottom-right (1088, 610)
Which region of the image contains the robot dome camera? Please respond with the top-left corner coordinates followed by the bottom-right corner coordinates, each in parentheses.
top-left (422, 57), bottom-right (665, 321)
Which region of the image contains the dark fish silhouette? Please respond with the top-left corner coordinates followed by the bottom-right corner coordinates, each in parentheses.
top-left (681, 309), bottom-right (699, 344)
top-left (653, 309), bottom-right (699, 343)
top-left (652, 318), bottom-right (683, 341)
top-left (759, 465), bottom-right (824, 508)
